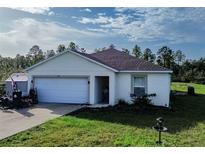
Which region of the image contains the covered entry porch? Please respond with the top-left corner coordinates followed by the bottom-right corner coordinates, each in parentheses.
top-left (94, 76), bottom-right (109, 104)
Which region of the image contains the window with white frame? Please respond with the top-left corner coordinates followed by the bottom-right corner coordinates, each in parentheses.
top-left (133, 77), bottom-right (146, 97)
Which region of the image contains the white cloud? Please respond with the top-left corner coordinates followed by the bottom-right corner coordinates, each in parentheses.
top-left (0, 18), bottom-right (107, 57)
top-left (97, 13), bottom-right (106, 16)
top-left (48, 11), bottom-right (55, 16)
top-left (80, 8), bottom-right (92, 12)
top-left (87, 28), bottom-right (109, 33)
top-left (9, 7), bottom-right (54, 15)
top-left (75, 8), bottom-right (205, 44)
top-left (77, 16), bottom-right (112, 24)
top-left (114, 7), bottom-right (135, 12)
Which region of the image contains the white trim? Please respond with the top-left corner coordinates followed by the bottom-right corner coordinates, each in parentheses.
top-left (120, 70), bottom-right (173, 73)
top-left (132, 76), bottom-right (147, 94)
top-left (24, 50), bottom-right (118, 72)
top-left (133, 86), bottom-right (145, 88)
top-left (133, 76), bottom-right (145, 87)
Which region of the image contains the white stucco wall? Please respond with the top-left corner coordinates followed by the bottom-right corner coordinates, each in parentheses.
top-left (115, 73), bottom-right (131, 102)
top-left (27, 52), bottom-right (116, 105)
top-left (147, 73), bottom-right (171, 107)
top-left (115, 72), bottom-right (171, 107)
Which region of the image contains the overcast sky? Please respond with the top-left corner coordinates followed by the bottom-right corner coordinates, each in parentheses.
top-left (0, 7), bottom-right (205, 59)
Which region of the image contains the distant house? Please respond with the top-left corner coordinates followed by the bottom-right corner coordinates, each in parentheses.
top-left (5, 73), bottom-right (28, 97)
top-left (24, 48), bottom-right (172, 107)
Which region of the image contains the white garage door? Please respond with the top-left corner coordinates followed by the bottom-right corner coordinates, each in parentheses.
top-left (34, 77), bottom-right (89, 104)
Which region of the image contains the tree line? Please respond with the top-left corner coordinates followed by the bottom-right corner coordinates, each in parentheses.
top-left (0, 42), bottom-right (205, 84)
top-left (122, 44), bottom-right (205, 84)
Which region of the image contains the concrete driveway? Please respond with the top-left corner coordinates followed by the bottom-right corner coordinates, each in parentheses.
top-left (0, 104), bottom-right (83, 140)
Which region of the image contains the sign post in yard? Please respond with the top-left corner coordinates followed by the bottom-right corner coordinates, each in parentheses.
top-left (152, 117), bottom-right (168, 145)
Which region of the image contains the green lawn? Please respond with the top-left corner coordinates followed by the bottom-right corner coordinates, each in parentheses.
top-left (1, 93), bottom-right (205, 146)
top-left (171, 82), bottom-right (205, 94)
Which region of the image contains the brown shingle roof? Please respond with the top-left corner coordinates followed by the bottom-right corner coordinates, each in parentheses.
top-left (74, 48), bottom-right (172, 72)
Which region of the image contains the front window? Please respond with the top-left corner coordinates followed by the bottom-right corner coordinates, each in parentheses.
top-left (133, 77), bottom-right (146, 97)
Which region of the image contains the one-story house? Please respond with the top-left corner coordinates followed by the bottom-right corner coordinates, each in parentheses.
top-left (24, 48), bottom-right (172, 107)
top-left (5, 73), bottom-right (28, 97)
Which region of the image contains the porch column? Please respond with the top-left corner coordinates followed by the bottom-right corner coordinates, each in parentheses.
top-left (109, 74), bottom-right (115, 106)
top-left (27, 75), bottom-right (32, 94)
top-left (89, 75), bottom-right (95, 104)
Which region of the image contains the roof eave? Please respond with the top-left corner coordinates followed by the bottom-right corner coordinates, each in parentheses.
top-left (119, 70), bottom-right (173, 73)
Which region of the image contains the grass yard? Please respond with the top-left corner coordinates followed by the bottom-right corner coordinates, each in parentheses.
top-left (1, 93), bottom-right (205, 146)
top-left (171, 82), bottom-right (205, 94)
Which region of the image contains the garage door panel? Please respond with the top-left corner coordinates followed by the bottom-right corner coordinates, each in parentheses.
top-left (34, 77), bottom-right (89, 104)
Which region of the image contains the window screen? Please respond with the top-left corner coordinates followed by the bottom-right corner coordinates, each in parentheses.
top-left (134, 77), bottom-right (145, 87)
top-left (133, 77), bottom-right (146, 97)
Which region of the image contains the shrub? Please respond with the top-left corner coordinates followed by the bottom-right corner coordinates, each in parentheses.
top-left (188, 86), bottom-right (195, 95)
top-left (170, 90), bottom-right (176, 101)
top-left (113, 99), bottom-right (131, 111)
top-left (114, 99), bottom-right (130, 109)
top-left (117, 99), bottom-right (129, 106)
top-left (0, 83), bottom-right (5, 96)
top-left (131, 93), bottom-right (156, 108)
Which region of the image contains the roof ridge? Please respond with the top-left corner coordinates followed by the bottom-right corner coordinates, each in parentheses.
top-left (90, 48), bottom-right (111, 55)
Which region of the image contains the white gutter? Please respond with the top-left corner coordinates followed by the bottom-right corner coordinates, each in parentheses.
top-left (119, 70), bottom-right (173, 73)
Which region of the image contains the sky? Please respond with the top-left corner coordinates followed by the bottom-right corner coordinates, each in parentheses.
top-left (0, 7), bottom-right (205, 59)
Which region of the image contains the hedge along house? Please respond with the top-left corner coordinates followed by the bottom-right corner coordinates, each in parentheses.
top-left (5, 73), bottom-right (28, 97)
top-left (25, 48), bottom-right (172, 107)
